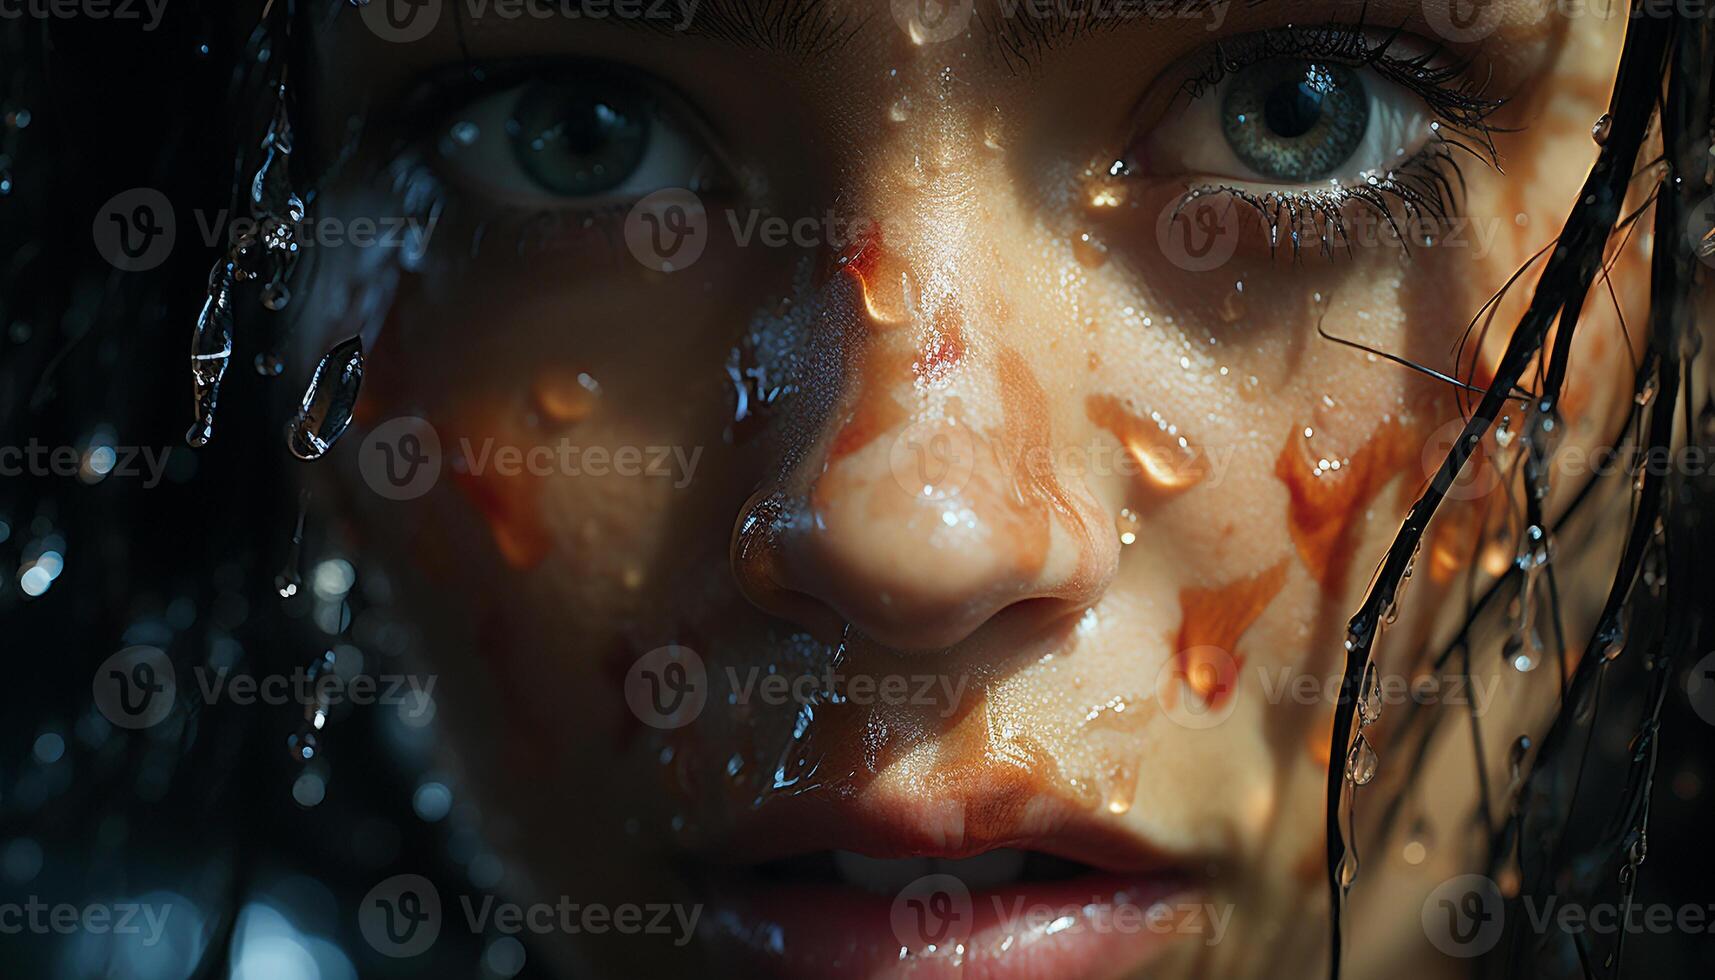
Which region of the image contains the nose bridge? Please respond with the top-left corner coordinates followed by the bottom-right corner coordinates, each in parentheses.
top-left (729, 88), bottom-right (1120, 652)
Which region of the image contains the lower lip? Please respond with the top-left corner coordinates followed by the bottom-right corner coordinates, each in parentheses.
top-left (695, 871), bottom-right (1198, 979)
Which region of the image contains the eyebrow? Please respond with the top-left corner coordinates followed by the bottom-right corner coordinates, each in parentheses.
top-left (979, 0), bottom-right (1247, 72)
top-left (513, 0), bottom-right (1244, 67)
top-left (512, 0), bottom-right (868, 58)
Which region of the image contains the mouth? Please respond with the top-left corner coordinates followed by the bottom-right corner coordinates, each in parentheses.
top-left (684, 795), bottom-right (1207, 979)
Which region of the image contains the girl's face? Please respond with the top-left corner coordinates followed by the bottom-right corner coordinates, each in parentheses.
top-left (309, 2), bottom-right (1644, 976)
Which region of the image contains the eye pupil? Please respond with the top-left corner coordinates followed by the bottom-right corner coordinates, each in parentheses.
top-left (1262, 78), bottom-right (1326, 140)
top-left (510, 80), bottom-right (650, 196)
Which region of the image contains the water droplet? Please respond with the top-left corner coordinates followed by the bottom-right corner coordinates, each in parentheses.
top-left (1337, 850), bottom-right (1360, 889)
top-left (1600, 619), bottom-right (1626, 661)
top-left (262, 282), bottom-right (292, 311)
top-left (1115, 507), bottom-right (1140, 546)
top-left (186, 262), bottom-right (236, 447)
top-left (1635, 374), bottom-right (1658, 407)
top-left (1103, 762), bottom-right (1137, 815)
top-left (981, 106), bottom-right (1005, 152)
top-left (1087, 185), bottom-right (1125, 209)
top-left (1345, 733), bottom-right (1378, 785)
top-left (1071, 231), bottom-right (1108, 269)
top-left (888, 96), bottom-right (912, 124)
top-left (254, 351), bottom-right (285, 377)
top-left (276, 492), bottom-right (307, 599)
top-left (1358, 661), bottom-right (1383, 728)
top-left (286, 336), bottom-right (364, 460)
top-left (532, 369), bottom-right (601, 425)
top-left (286, 729), bottom-right (320, 762)
top-left (1508, 735), bottom-right (1532, 783)
top-left (1494, 415), bottom-right (1516, 449)
top-left (1591, 113), bottom-right (1612, 145)
top-left (1219, 287), bottom-right (1246, 324)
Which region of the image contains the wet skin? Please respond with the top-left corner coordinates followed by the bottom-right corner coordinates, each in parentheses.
top-left (305, 1), bottom-right (1649, 976)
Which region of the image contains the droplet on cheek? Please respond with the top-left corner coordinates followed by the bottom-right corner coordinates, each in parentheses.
top-left (1085, 395), bottom-right (1207, 498)
top-left (1166, 561), bottom-right (1289, 712)
top-left (531, 368), bottom-right (601, 425)
top-left (1071, 231), bottom-right (1109, 269)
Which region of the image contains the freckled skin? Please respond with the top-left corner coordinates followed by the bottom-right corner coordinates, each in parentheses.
top-left (308, 6), bottom-right (1649, 979)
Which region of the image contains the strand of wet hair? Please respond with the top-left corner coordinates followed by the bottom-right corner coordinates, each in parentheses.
top-left (1320, 13), bottom-right (1675, 979)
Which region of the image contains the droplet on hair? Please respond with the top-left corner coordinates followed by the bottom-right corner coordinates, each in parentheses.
top-left (286, 336), bottom-right (364, 460)
top-left (1508, 734), bottom-right (1532, 784)
top-left (1357, 661), bottom-right (1383, 728)
top-left (276, 490), bottom-right (308, 599)
top-left (1345, 732), bottom-right (1378, 785)
top-left (1590, 113), bottom-right (1612, 145)
top-left (186, 261), bottom-right (237, 448)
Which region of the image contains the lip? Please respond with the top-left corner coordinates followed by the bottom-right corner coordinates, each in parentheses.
top-left (683, 790), bottom-right (1206, 978)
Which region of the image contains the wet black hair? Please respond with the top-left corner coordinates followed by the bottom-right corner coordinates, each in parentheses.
top-left (0, 2), bottom-right (1709, 978)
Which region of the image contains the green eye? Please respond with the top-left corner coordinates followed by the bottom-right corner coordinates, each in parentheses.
top-left (1220, 59), bottom-right (1369, 182)
top-left (507, 79), bottom-right (651, 197)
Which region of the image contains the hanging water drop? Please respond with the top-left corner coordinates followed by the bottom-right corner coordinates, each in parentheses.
top-left (276, 492), bottom-right (307, 599)
top-left (1345, 732), bottom-right (1378, 785)
top-left (1590, 113), bottom-right (1612, 145)
top-left (186, 261), bottom-right (236, 447)
top-left (1635, 373), bottom-right (1658, 407)
top-left (1337, 849), bottom-right (1360, 890)
top-left (1494, 414), bottom-right (1516, 449)
top-left (1600, 619), bottom-right (1626, 661)
top-left (1508, 735), bottom-right (1532, 787)
top-left (1358, 661), bottom-right (1383, 728)
top-left (286, 336), bottom-right (364, 460)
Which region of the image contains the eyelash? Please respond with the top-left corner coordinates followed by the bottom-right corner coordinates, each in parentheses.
top-left (1165, 23), bottom-right (1510, 260)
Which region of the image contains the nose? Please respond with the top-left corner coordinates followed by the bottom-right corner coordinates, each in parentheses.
top-left (732, 235), bottom-right (1117, 652)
